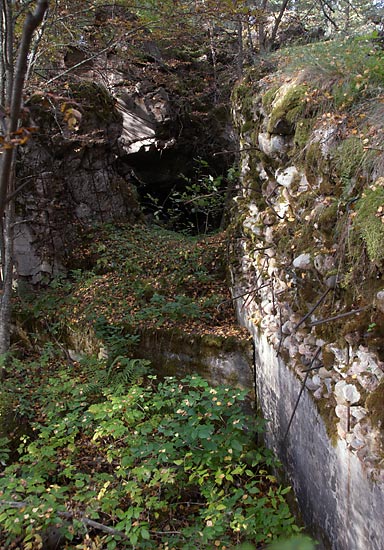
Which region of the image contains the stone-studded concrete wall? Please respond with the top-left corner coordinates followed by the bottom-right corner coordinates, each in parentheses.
top-left (231, 66), bottom-right (384, 549)
top-left (235, 297), bottom-right (384, 550)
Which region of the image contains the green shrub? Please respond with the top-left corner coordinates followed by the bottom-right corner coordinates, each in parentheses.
top-left (0, 374), bottom-right (299, 548)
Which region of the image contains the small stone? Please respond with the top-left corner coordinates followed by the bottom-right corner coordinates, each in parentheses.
top-left (325, 275), bottom-right (338, 289)
top-left (357, 372), bottom-right (380, 392)
top-left (323, 378), bottom-right (333, 395)
top-left (319, 367), bottom-right (333, 378)
top-left (275, 166), bottom-right (299, 188)
top-left (314, 254), bottom-right (335, 275)
top-left (376, 290), bottom-right (384, 314)
top-left (281, 320), bottom-right (293, 334)
top-left (258, 132), bottom-right (289, 158)
top-left (334, 380), bottom-right (348, 403)
top-left (261, 300), bottom-right (275, 315)
top-left (350, 406), bottom-right (367, 421)
top-left (68, 349), bottom-right (84, 362)
top-left (347, 361), bottom-right (366, 377)
top-left (298, 343), bottom-right (313, 357)
top-left (335, 404), bottom-right (348, 420)
top-left (342, 384), bottom-right (360, 404)
top-left (350, 437), bottom-right (366, 450)
top-left (306, 375), bottom-right (321, 391)
top-left (353, 422), bottom-right (369, 441)
top-left (356, 347), bottom-right (384, 380)
top-left (329, 344), bottom-right (348, 366)
top-left (313, 387), bottom-right (323, 399)
top-left (264, 226), bottom-right (274, 243)
top-left (293, 253), bottom-right (312, 270)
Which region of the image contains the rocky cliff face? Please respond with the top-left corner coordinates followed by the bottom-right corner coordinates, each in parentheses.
top-left (231, 56), bottom-right (384, 549)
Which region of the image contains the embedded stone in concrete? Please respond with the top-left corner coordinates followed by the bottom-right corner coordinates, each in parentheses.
top-left (275, 166), bottom-right (299, 188)
top-left (376, 290), bottom-right (384, 314)
top-left (293, 253), bottom-right (312, 270)
top-left (234, 295), bottom-right (384, 550)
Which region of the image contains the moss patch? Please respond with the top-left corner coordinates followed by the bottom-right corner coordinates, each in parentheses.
top-left (294, 118), bottom-right (314, 150)
top-left (305, 141), bottom-right (328, 187)
top-left (317, 396), bottom-right (339, 447)
top-left (366, 381), bottom-right (384, 430)
top-left (267, 83), bottom-right (307, 134)
top-left (334, 136), bottom-right (365, 197)
top-left (316, 200), bottom-right (339, 237)
top-left (69, 80), bottom-right (119, 125)
top-left (261, 85), bottom-right (279, 113)
top-left (355, 184), bottom-right (384, 265)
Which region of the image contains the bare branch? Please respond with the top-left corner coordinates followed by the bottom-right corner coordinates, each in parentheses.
top-left (0, 500), bottom-right (128, 539)
top-left (308, 307), bottom-right (368, 327)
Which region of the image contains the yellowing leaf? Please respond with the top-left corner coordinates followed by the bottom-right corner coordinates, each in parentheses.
top-left (97, 480), bottom-right (111, 500)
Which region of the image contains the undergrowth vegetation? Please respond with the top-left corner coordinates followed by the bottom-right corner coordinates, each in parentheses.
top-left (268, 33), bottom-right (384, 178)
top-left (15, 224), bottom-right (243, 365)
top-left (0, 350), bottom-right (301, 549)
top-left (276, 34), bottom-right (384, 109)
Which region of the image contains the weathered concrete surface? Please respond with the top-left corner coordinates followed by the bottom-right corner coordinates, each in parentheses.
top-left (137, 329), bottom-right (254, 393)
top-left (235, 295), bottom-right (384, 550)
top-left (64, 324), bottom-right (254, 397)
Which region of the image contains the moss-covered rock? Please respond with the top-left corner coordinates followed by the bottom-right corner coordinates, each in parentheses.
top-left (261, 85), bottom-right (279, 113)
top-left (366, 380), bottom-right (384, 431)
top-left (334, 136), bottom-right (366, 196)
top-left (355, 181), bottom-right (384, 265)
top-left (267, 83), bottom-right (307, 135)
top-left (294, 118), bottom-right (314, 150)
top-left (304, 141), bottom-right (329, 187)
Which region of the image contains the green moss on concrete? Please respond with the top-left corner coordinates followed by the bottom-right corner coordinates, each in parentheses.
top-left (267, 84), bottom-right (307, 134)
top-left (294, 118), bottom-right (314, 150)
top-left (366, 381), bottom-right (384, 430)
top-left (317, 396), bottom-right (339, 447)
top-left (261, 85), bottom-right (279, 113)
top-left (355, 183), bottom-right (384, 265)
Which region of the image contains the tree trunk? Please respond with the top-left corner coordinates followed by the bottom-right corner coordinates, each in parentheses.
top-left (0, 179), bottom-right (14, 361)
top-left (208, 20), bottom-right (218, 104)
top-left (269, 0), bottom-right (290, 50)
top-left (236, 16), bottom-right (244, 77)
top-left (0, 0), bottom-right (49, 363)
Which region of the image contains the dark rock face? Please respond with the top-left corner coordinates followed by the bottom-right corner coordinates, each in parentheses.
top-left (15, 87), bottom-right (142, 284)
top-left (14, 76), bottom-right (230, 282)
top-left (14, 13), bottom-right (236, 284)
